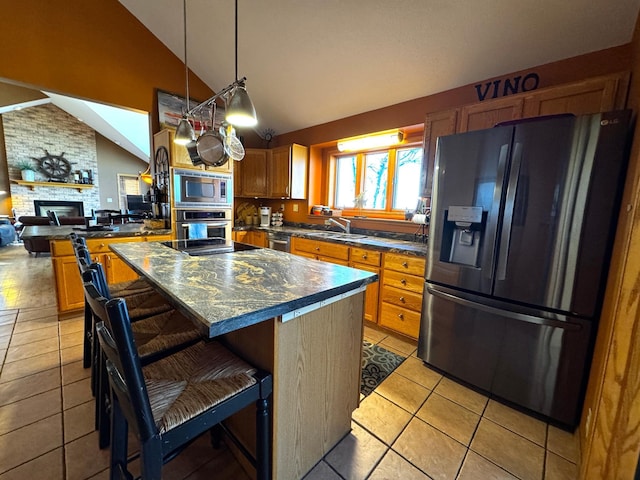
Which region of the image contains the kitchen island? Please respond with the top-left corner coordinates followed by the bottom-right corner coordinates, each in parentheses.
top-left (110, 241), bottom-right (378, 480)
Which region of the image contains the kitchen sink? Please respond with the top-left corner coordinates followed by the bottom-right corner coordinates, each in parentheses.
top-left (306, 232), bottom-right (368, 240)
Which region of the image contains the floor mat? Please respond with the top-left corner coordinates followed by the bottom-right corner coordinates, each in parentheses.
top-left (361, 341), bottom-right (406, 397)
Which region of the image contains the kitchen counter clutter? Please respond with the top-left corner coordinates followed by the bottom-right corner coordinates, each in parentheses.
top-left (109, 241), bottom-right (377, 479)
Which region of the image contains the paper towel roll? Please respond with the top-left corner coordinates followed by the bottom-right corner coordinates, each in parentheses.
top-left (412, 214), bottom-right (428, 224)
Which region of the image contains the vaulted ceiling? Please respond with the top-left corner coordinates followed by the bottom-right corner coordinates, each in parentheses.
top-left (118, 0), bottom-right (640, 138)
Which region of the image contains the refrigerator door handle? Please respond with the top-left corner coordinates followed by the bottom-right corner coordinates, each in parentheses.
top-left (426, 285), bottom-right (582, 331)
top-left (496, 141), bottom-right (523, 281)
top-left (487, 143), bottom-right (511, 279)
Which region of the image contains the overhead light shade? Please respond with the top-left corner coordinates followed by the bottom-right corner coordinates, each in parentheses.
top-left (225, 86), bottom-right (258, 127)
top-left (138, 165), bottom-right (153, 185)
top-left (337, 130), bottom-right (404, 152)
top-left (174, 117), bottom-right (195, 145)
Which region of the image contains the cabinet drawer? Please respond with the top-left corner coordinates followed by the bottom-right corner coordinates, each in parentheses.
top-left (382, 270), bottom-right (424, 293)
top-left (51, 240), bottom-right (74, 257)
top-left (351, 248), bottom-right (381, 267)
top-left (379, 303), bottom-right (421, 339)
top-left (292, 237), bottom-right (349, 261)
top-left (383, 253), bottom-right (426, 276)
top-left (86, 237), bottom-right (142, 253)
top-left (381, 285), bottom-right (423, 312)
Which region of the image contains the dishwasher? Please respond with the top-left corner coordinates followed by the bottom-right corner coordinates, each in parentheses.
top-left (267, 231), bottom-right (290, 252)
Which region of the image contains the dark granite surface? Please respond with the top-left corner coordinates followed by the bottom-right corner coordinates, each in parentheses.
top-left (20, 224), bottom-right (172, 240)
top-left (110, 241), bottom-right (378, 338)
top-left (236, 225), bottom-right (429, 256)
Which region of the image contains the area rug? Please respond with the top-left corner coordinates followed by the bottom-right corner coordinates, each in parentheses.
top-left (361, 341), bottom-right (406, 397)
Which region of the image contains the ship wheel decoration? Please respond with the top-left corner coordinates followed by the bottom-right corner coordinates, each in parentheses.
top-left (32, 149), bottom-right (74, 182)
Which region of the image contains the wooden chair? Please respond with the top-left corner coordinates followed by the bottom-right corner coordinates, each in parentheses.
top-left (90, 288), bottom-right (272, 479)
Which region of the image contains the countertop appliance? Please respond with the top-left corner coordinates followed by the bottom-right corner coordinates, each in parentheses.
top-left (173, 169), bottom-right (232, 208)
top-left (418, 110), bottom-right (630, 427)
top-left (260, 207), bottom-right (272, 227)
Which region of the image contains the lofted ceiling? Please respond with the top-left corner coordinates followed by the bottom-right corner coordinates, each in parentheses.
top-left (118, 0), bottom-right (640, 138)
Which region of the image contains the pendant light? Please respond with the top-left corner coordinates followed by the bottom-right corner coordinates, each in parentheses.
top-left (224, 0), bottom-right (257, 127)
top-left (174, 0), bottom-right (195, 145)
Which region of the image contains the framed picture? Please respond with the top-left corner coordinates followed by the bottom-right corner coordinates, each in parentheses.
top-left (156, 89), bottom-right (225, 131)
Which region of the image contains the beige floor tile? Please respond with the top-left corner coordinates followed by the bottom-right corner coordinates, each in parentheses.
top-left (434, 377), bottom-right (488, 414)
top-left (182, 445), bottom-right (251, 480)
top-left (394, 355), bottom-right (442, 390)
top-left (5, 336), bottom-right (59, 363)
top-left (0, 350), bottom-right (4, 363)
top-left (304, 460), bottom-right (342, 479)
top-left (0, 351), bottom-right (60, 383)
top-left (368, 449), bottom-right (431, 479)
top-left (61, 360), bottom-right (92, 386)
top-left (0, 325), bottom-right (13, 338)
top-left (363, 325), bottom-right (388, 344)
top-left (0, 313), bottom-right (17, 326)
top-left (85, 469), bottom-right (109, 480)
top-left (0, 388), bottom-right (61, 435)
top-left (60, 344), bottom-right (83, 365)
top-left (64, 430), bottom-right (111, 480)
top-left (484, 400), bottom-right (547, 446)
top-left (0, 336), bottom-right (9, 351)
top-left (0, 413), bottom-right (63, 475)
top-left (545, 451), bottom-right (578, 480)
top-left (547, 425), bottom-right (580, 463)
top-left (457, 450), bottom-right (518, 480)
top-left (470, 418), bottom-right (544, 480)
top-left (58, 318), bottom-right (84, 336)
top-left (8, 324), bottom-right (58, 346)
top-left (0, 447), bottom-right (63, 480)
top-left (0, 368), bottom-right (61, 407)
top-left (324, 422), bottom-right (388, 480)
top-left (352, 392), bottom-right (413, 445)
top-left (375, 372), bottom-right (430, 414)
top-left (60, 330), bottom-right (84, 350)
top-left (393, 417), bottom-right (466, 480)
top-left (63, 400), bottom-right (95, 443)
top-left (62, 377), bottom-right (93, 410)
top-left (379, 335), bottom-right (417, 356)
top-left (16, 307), bottom-right (59, 323)
top-left (160, 433), bottom-right (222, 479)
top-left (416, 392), bottom-right (480, 446)
top-left (11, 316), bottom-right (58, 334)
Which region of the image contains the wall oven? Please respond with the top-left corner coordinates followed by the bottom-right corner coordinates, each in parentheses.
top-left (173, 169), bottom-right (232, 208)
top-left (173, 209), bottom-right (232, 241)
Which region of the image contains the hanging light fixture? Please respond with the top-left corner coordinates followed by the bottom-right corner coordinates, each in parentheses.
top-left (138, 164), bottom-right (153, 185)
top-left (337, 130), bottom-right (404, 152)
top-left (174, 0), bottom-right (196, 145)
top-left (184, 0), bottom-right (257, 129)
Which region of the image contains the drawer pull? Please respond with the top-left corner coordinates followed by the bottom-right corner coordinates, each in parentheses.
top-left (400, 278), bottom-right (407, 285)
top-left (362, 254), bottom-right (368, 259)
top-left (400, 296), bottom-right (405, 303)
top-left (398, 313), bottom-right (404, 320)
top-left (315, 246), bottom-right (320, 251)
top-left (402, 261), bottom-right (408, 268)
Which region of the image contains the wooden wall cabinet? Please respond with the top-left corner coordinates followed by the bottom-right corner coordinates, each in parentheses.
top-left (349, 247), bottom-right (381, 324)
top-left (378, 252), bottom-right (426, 339)
top-left (236, 144), bottom-right (308, 199)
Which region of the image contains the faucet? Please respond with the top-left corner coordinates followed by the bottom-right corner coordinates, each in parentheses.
top-left (325, 217), bottom-right (351, 234)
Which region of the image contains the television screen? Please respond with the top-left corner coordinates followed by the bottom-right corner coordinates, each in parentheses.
top-left (126, 195), bottom-right (152, 213)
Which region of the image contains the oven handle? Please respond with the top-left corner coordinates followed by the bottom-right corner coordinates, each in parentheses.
top-left (180, 221), bottom-right (230, 228)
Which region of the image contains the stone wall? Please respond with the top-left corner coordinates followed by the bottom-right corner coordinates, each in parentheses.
top-left (4, 103), bottom-right (100, 216)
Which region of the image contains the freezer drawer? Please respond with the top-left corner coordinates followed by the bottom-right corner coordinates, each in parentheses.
top-left (418, 285), bottom-right (592, 426)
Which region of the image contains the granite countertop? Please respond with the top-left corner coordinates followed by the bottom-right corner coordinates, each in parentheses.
top-left (110, 241), bottom-right (378, 338)
top-left (236, 225), bottom-right (429, 256)
top-left (20, 224), bottom-right (172, 240)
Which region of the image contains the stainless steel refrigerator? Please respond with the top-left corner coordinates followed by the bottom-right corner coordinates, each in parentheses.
top-left (417, 110), bottom-right (630, 427)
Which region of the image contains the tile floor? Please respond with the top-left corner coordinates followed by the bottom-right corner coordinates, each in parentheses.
top-left (0, 242), bottom-right (580, 479)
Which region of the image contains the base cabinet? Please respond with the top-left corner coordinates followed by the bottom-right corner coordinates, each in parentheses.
top-left (379, 252), bottom-right (426, 339)
top-left (233, 230), bottom-right (267, 247)
top-left (290, 237), bottom-right (349, 265)
top-left (350, 247), bottom-right (381, 324)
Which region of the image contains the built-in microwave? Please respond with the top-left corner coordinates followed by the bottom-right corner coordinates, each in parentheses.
top-left (173, 169), bottom-right (232, 208)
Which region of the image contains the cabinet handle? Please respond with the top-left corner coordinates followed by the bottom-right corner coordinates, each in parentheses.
top-left (402, 261), bottom-right (408, 268)
top-left (400, 296), bottom-right (405, 303)
top-left (398, 313), bottom-right (404, 320)
top-left (400, 278), bottom-right (407, 285)
top-left (362, 254), bottom-right (368, 259)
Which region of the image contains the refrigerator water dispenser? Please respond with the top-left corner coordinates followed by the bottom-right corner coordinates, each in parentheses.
top-left (442, 206), bottom-right (484, 267)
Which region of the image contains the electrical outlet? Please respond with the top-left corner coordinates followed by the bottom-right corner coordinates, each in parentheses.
top-left (293, 204), bottom-right (299, 212)
top-left (106, 197), bottom-right (113, 203)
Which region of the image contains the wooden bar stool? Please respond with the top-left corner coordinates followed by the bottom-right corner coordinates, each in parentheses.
top-left (90, 287), bottom-right (272, 479)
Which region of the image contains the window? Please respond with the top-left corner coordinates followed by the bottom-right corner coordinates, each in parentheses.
top-left (117, 174), bottom-right (141, 212)
top-left (332, 145), bottom-right (423, 217)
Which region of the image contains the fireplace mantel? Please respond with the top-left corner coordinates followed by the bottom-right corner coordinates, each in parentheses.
top-left (12, 180), bottom-right (94, 193)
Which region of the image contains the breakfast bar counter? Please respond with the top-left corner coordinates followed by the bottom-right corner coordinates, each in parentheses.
top-left (110, 241), bottom-right (378, 480)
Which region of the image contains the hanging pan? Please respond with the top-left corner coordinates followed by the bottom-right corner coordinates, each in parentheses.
top-left (195, 103), bottom-right (229, 167)
top-left (186, 118), bottom-right (206, 166)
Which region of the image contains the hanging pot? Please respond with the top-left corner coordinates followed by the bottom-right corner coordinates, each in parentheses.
top-left (196, 130), bottom-right (229, 167)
